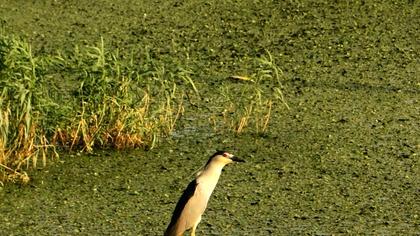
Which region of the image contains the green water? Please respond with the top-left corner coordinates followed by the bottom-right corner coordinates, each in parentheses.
top-left (1, 0), bottom-right (419, 235)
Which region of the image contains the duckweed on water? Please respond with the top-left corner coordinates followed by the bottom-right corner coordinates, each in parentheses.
top-left (0, 0), bottom-right (419, 235)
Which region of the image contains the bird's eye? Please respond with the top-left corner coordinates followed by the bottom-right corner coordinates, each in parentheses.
top-left (222, 152), bottom-right (229, 157)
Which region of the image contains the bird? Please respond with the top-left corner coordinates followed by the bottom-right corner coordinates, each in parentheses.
top-left (164, 151), bottom-right (244, 236)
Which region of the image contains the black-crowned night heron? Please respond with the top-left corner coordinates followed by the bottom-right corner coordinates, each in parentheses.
top-left (164, 151), bottom-right (244, 236)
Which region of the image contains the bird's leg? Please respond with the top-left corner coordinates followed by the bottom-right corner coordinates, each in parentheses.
top-left (190, 216), bottom-right (201, 236)
top-left (190, 223), bottom-right (197, 236)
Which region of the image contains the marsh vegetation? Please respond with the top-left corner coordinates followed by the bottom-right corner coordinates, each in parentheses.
top-left (0, 34), bottom-right (285, 183)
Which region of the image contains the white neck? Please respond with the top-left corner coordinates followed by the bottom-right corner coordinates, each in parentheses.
top-left (196, 162), bottom-right (227, 198)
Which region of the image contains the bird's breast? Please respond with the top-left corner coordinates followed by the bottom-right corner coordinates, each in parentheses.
top-left (196, 172), bottom-right (221, 200)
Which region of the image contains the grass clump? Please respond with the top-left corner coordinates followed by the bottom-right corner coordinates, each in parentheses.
top-left (0, 34), bottom-right (285, 184)
top-left (0, 35), bottom-right (188, 183)
top-left (210, 51), bottom-right (289, 134)
top-left (52, 38), bottom-right (185, 152)
top-left (0, 34), bottom-right (57, 183)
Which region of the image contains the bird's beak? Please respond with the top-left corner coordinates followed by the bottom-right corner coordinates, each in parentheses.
top-left (231, 156), bottom-right (245, 162)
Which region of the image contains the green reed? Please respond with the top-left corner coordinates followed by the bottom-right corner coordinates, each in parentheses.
top-left (213, 50), bottom-right (289, 134)
top-left (0, 35), bottom-right (190, 183)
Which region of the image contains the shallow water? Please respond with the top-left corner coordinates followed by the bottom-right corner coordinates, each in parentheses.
top-left (1, 79), bottom-right (419, 235)
top-left (1, 0), bottom-right (419, 235)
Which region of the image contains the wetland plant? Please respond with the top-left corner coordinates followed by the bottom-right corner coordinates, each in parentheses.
top-left (0, 35), bottom-right (188, 183)
top-left (0, 34), bottom-right (286, 184)
top-left (0, 34), bottom-right (57, 183)
top-left (212, 51), bottom-right (289, 134)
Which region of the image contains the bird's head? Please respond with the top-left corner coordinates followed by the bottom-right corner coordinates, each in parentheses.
top-left (206, 151), bottom-right (244, 167)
